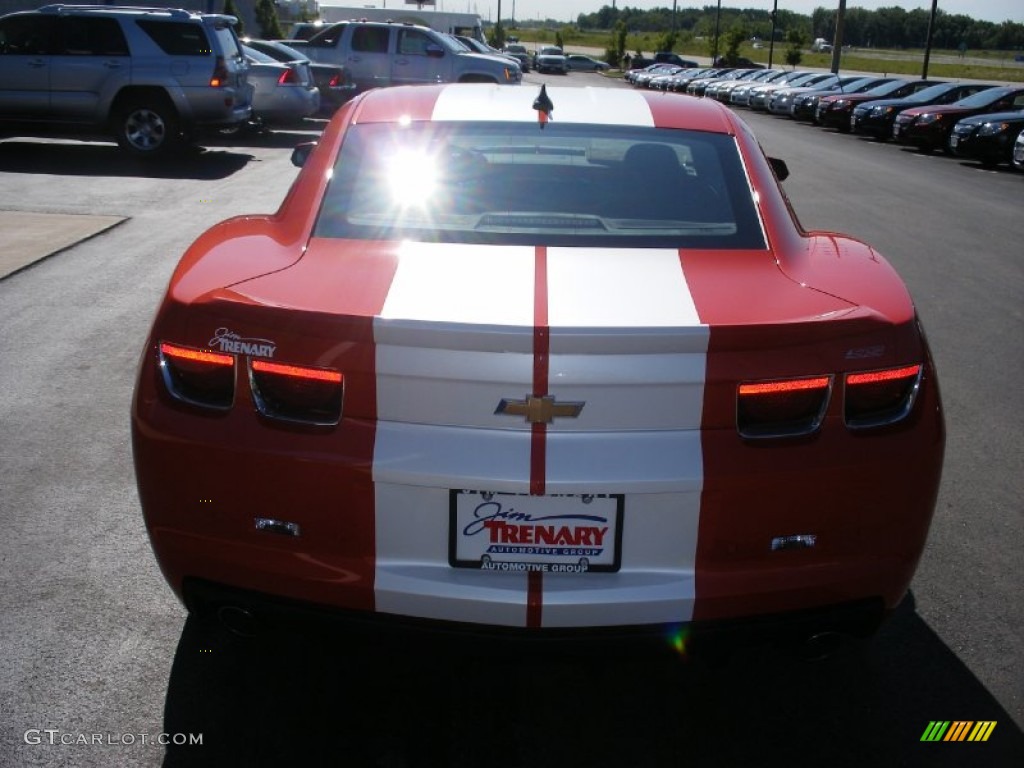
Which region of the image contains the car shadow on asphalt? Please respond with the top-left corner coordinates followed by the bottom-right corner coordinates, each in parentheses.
top-left (954, 160), bottom-right (1021, 175)
top-left (0, 140), bottom-right (254, 180)
top-left (159, 593), bottom-right (1023, 768)
top-left (201, 122), bottom-right (327, 151)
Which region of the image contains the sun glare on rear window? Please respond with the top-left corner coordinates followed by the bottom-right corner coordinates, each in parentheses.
top-left (314, 122), bottom-right (766, 249)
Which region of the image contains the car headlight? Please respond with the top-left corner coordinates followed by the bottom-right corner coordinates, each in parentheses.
top-left (833, 99), bottom-right (849, 109)
top-left (916, 113), bottom-right (943, 125)
top-left (978, 121), bottom-right (1011, 137)
top-left (871, 105), bottom-right (895, 115)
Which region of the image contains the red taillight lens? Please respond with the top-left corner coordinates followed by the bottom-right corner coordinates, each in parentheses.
top-left (249, 359), bottom-right (343, 426)
top-left (158, 341), bottom-right (235, 409)
top-left (844, 364), bottom-right (922, 429)
top-left (277, 68), bottom-right (298, 85)
top-left (210, 56), bottom-right (228, 87)
top-left (737, 376), bottom-right (832, 439)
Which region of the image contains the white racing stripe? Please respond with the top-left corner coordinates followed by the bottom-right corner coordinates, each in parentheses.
top-left (372, 242), bottom-right (707, 627)
top-left (543, 247), bottom-right (705, 626)
top-left (545, 248), bottom-right (709, 431)
top-left (379, 241), bottom-right (535, 326)
top-left (547, 247), bottom-right (701, 328)
top-left (431, 85), bottom-right (656, 126)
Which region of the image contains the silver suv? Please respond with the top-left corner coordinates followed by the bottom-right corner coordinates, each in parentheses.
top-left (0, 4), bottom-right (251, 156)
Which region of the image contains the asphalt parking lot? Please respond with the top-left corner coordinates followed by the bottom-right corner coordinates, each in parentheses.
top-left (1, 76), bottom-right (1022, 768)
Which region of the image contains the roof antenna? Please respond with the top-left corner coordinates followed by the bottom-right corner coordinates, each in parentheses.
top-left (532, 84), bottom-right (554, 129)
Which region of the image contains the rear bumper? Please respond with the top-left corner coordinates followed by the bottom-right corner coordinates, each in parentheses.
top-left (134, 320), bottom-right (943, 635)
top-left (183, 576), bottom-right (888, 657)
top-left (178, 86), bottom-right (253, 128)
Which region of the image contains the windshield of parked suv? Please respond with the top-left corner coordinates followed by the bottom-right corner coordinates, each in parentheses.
top-left (315, 122), bottom-right (766, 249)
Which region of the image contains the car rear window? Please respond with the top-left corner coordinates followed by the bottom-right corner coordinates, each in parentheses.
top-left (136, 20), bottom-right (211, 55)
top-left (314, 122), bottom-right (765, 249)
top-left (211, 24), bottom-right (242, 59)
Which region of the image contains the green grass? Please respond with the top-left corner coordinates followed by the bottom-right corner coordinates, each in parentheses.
top-left (510, 29), bottom-right (1024, 83)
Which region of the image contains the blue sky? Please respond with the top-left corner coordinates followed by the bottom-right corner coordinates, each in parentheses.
top-left (412, 1), bottom-right (1024, 25)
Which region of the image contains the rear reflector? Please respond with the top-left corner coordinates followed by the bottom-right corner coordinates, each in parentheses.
top-left (737, 375), bottom-right (832, 438)
top-left (249, 359), bottom-right (343, 426)
top-left (844, 364), bottom-right (922, 429)
top-left (158, 341), bottom-right (235, 410)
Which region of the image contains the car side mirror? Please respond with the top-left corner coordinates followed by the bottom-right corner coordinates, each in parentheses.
top-left (426, 44), bottom-right (445, 59)
top-left (291, 141), bottom-right (317, 168)
top-left (768, 156), bottom-right (790, 181)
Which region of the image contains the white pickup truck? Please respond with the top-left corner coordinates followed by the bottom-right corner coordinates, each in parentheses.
top-left (285, 21), bottom-right (521, 93)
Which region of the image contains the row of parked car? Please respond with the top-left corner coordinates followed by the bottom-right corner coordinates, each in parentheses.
top-left (627, 62), bottom-right (1024, 171)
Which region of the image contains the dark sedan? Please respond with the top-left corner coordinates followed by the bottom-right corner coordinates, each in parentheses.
top-left (791, 77), bottom-right (895, 122)
top-left (244, 38), bottom-right (355, 116)
top-left (566, 54), bottom-right (610, 72)
top-left (893, 86), bottom-right (1024, 153)
top-left (853, 82), bottom-right (995, 140)
top-left (816, 79), bottom-right (942, 132)
top-left (949, 110), bottom-right (1024, 167)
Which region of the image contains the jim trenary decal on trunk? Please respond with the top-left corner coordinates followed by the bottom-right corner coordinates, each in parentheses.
top-left (450, 491), bottom-right (625, 573)
top-left (207, 328), bottom-right (276, 358)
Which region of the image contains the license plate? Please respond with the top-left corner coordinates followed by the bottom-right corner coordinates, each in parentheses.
top-left (1015, 146), bottom-right (1024, 163)
top-left (449, 490), bottom-right (623, 573)
top-left (893, 125), bottom-right (901, 137)
top-left (949, 135), bottom-right (959, 148)
top-left (850, 115), bottom-right (857, 129)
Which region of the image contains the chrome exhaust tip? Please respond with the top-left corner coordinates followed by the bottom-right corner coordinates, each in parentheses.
top-left (799, 631), bottom-right (846, 661)
top-left (217, 605), bottom-right (259, 639)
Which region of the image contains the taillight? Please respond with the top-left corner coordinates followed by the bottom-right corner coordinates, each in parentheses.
top-left (277, 68), bottom-right (298, 85)
top-left (249, 360), bottom-right (343, 426)
top-left (210, 56), bottom-right (228, 87)
top-left (844, 364), bottom-right (922, 429)
top-left (158, 342), bottom-right (235, 410)
top-left (737, 376), bottom-right (832, 439)
top-left (328, 73), bottom-right (342, 88)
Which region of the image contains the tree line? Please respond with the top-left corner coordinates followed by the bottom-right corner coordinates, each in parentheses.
top-left (572, 5), bottom-right (1024, 52)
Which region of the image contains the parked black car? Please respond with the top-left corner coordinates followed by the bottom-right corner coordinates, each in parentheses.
top-left (894, 86), bottom-right (1024, 153)
top-left (791, 76), bottom-right (895, 122)
top-left (816, 79), bottom-right (941, 132)
top-left (949, 110), bottom-right (1024, 167)
top-left (851, 82), bottom-right (994, 140)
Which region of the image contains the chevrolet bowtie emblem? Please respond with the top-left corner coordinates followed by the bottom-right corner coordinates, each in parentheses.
top-left (495, 395), bottom-right (585, 424)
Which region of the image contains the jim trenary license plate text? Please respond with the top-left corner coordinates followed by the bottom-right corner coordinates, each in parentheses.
top-left (449, 490), bottom-right (624, 573)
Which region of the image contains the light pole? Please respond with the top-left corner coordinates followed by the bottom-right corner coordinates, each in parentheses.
top-left (830, 0), bottom-right (846, 74)
top-left (712, 0), bottom-right (722, 64)
top-left (922, 0), bottom-right (938, 79)
top-left (768, 0), bottom-right (777, 68)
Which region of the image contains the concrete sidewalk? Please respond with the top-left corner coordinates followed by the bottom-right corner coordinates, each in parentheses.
top-left (1, 210), bottom-right (126, 280)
